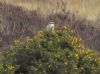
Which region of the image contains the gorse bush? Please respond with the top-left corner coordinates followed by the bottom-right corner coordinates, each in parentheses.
top-left (0, 26), bottom-right (100, 74)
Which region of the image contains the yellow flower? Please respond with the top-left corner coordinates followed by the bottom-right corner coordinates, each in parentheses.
top-left (7, 64), bottom-right (14, 70)
top-left (73, 37), bottom-right (78, 43)
top-left (64, 61), bottom-right (68, 65)
top-left (37, 31), bottom-right (44, 35)
top-left (26, 37), bottom-right (33, 42)
top-left (78, 44), bottom-right (84, 49)
top-left (14, 40), bottom-right (20, 45)
top-left (75, 53), bottom-right (79, 57)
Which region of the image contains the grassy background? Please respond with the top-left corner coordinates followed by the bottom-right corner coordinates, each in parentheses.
top-left (1, 0), bottom-right (100, 20)
top-left (0, 0), bottom-right (100, 51)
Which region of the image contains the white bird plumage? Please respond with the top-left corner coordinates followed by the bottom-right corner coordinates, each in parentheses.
top-left (46, 22), bottom-right (54, 31)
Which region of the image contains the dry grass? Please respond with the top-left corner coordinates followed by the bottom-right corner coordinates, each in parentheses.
top-left (0, 1), bottom-right (100, 51)
top-left (1, 0), bottom-right (100, 20)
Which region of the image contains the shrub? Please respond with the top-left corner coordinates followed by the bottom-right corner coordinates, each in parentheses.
top-left (0, 26), bottom-right (100, 74)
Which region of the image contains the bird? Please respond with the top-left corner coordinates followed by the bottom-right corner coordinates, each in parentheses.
top-left (46, 22), bottom-right (54, 31)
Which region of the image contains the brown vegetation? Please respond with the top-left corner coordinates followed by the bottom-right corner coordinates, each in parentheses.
top-left (0, 2), bottom-right (100, 51)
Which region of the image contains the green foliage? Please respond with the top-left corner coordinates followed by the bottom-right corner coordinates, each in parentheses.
top-left (0, 26), bottom-right (100, 74)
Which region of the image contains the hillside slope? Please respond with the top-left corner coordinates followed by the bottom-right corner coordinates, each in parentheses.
top-left (0, 3), bottom-right (46, 50)
top-left (0, 2), bottom-right (100, 51)
top-left (1, 0), bottom-right (100, 20)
